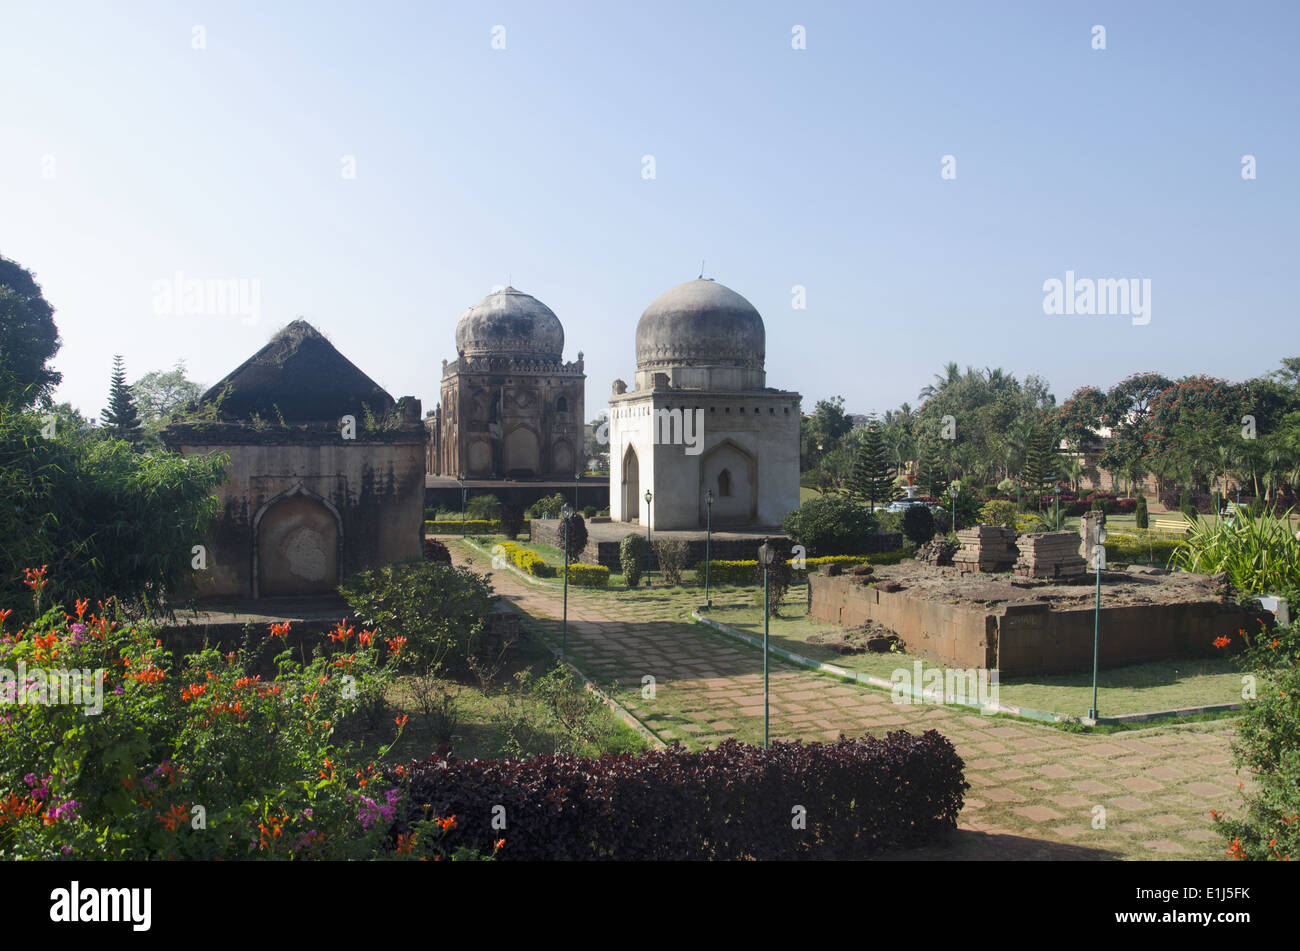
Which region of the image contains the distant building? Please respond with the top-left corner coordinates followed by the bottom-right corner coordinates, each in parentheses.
top-left (608, 278), bottom-right (801, 530)
top-left (162, 320), bottom-right (425, 598)
top-left (429, 287), bottom-right (585, 479)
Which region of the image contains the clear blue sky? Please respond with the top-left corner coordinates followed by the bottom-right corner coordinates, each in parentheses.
top-left (2, 1), bottom-right (1296, 421)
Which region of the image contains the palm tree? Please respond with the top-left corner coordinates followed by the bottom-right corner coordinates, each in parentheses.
top-left (918, 361), bottom-right (961, 402)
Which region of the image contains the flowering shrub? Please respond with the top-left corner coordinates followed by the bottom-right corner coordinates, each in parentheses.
top-left (395, 731), bottom-right (967, 860)
top-left (494, 542), bottom-right (556, 578)
top-left (0, 576), bottom-right (485, 859)
top-left (562, 564), bottom-right (609, 588)
top-left (1213, 621), bottom-right (1300, 861)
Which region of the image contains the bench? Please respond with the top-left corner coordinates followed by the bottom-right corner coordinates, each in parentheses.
top-left (1150, 516), bottom-right (1188, 534)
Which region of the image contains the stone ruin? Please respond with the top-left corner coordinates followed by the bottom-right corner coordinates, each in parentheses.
top-left (951, 526), bottom-right (1018, 572)
top-left (1013, 531), bottom-right (1087, 579)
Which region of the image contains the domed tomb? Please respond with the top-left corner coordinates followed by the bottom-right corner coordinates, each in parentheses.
top-left (455, 286), bottom-right (564, 363)
top-left (634, 278), bottom-right (766, 391)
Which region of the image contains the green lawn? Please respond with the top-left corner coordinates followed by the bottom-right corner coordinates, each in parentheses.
top-left (710, 601), bottom-right (1245, 718)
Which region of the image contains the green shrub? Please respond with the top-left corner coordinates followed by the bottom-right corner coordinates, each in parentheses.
top-left (652, 538), bottom-right (689, 586)
top-left (527, 493), bottom-right (568, 519)
top-left (560, 511), bottom-right (588, 556)
top-left (978, 500), bottom-right (1019, 529)
top-left (424, 519), bottom-right (530, 535)
top-left (901, 504), bottom-right (936, 546)
top-left (500, 504), bottom-right (524, 539)
top-left (620, 534), bottom-right (647, 587)
top-left (1169, 508), bottom-right (1300, 594)
top-left (340, 561), bottom-right (496, 675)
top-left (1135, 493), bottom-right (1149, 529)
top-left (1214, 620), bottom-right (1300, 861)
top-left (563, 563), bottom-right (610, 588)
top-left (782, 494), bottom-right (876, 556)
top-left (581, 506), bottom-right (598, 518)
top-left (494, 541), bottom-right (557, 578)
top-left (466, 494), bottom-right (502, 521)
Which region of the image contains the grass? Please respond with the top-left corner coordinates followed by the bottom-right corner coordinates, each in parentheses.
top-left (342, 627), bottom-right (646, 763)
top-left (705, 600), bottom-right (1246, 719)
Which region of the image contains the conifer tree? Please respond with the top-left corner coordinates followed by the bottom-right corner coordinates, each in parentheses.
top-left (1021, 427), bottom-right (1060, 510)
top-left (850, 420), bottom-right (898, 511)
top-left (101, 354), bottom-right (143, 447)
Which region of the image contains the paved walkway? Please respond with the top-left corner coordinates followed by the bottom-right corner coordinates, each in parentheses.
top-left (453, 543), bottom-right (1245, 860)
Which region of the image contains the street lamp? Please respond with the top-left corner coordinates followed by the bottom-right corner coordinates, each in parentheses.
top-left (1054, 484), bottom-right (1062, 531)
top-left (949, 483), bottom-right (959, 533)
top-left (560, 502), bottom-right (573, 661)
top-left (574, 470), bottom-right (582, 512)
top-left (644, 489), bottom-right (653, 586)
top-left (703, 488), bottom-right (714, 609)
top-left (757, 537), bottom-right (775, 749)
top-left (457, 471), bottom-right (466, 535)
top-left (1089, 520), bottom-right (1109, 721)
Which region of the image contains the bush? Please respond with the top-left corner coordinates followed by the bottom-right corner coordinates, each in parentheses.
top-left (0, 584), bottom-right (430, 859)
top-left (340, 561), bottom-right (496, 675)
top-left (1215, 621), bottom-right (1300, 861)
top-left (873, 510), bottom-right (903, 534)
top-left (560, 511), bottom-right (588, 557)
top-left (500, 504), bottom-right (524, 540)
top-left (620, 534), bottom-right (647, 588)
top-left (581, 506), bottom-right (598, 518)
top-left (978, 500), bottom-right (1019, 529)
top-left (393, 731), bottom-right (967, 860)
top-left (652, 538), bottom-right (689, 586)
top-left (1135, 493), bottom-right (1149, 529)
top-left (527, 493), bottom-right (568, 520)
top-left (494, 541), bottom-right (556, 578)
top-left (700, 552), bottom-right (907, 585)
top-left (465, 494), bottom-right (502, 521)
top-left (1169, 509), bottom-right (1300, 593)
top-left (754, 551), bottom-right (791, 616)
top-left (423, 538), bottom-right (451, 564)
top-left (1091, 497), bottom-right (1108, 514)
top-left (782, 495), bottom-right (876, 556)
top-left (901, 504), bottom-right (936, 546)
top-left (563, 563), bottom-right (610, 588)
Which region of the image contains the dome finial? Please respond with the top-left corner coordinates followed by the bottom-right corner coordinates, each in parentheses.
top-left (699, 258), bottom-right (705, 279)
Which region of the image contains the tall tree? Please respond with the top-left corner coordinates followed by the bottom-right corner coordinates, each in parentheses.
top-left (0, 256), bottom-right (62, 407)
top-left (1021, 427), bottom-right (1061, 510)
top-left (102, 355), bottom-right (143, 446)
top-left (850, 420), bottom-right (897, 511)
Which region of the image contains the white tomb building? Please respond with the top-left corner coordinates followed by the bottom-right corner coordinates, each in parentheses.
top-left (607, 278), bottom-right (801, 530)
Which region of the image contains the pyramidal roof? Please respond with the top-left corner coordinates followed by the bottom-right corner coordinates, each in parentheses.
top-left (200, 319), bottom-right (395, 422)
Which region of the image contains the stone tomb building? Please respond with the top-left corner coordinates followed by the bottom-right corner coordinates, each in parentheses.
top-left (162, 320), bottom-right (426, 598)
top-left (608, 279), bottom-right (801, 530)
top-left (428, 287), bottom-right (585, 478)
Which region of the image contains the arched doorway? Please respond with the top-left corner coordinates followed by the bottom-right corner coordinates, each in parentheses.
top-left (622, 444), bottom-right (640, 523)
top-left (700, 440), bottom-right (757, 526)
top-left (255, 490), bottom-right (341, 597)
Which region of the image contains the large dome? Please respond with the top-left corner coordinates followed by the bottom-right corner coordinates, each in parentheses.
top-left (635, 279), bottom-right (765, 373)
top-left (455, 287), bottom-right (564, 360)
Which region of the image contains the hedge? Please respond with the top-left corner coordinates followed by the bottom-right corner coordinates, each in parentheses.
top-left (563, 563), bottom-right (610, 588)
top-left (394, 731), bottom-right (967, 860)
top-left (497, 540), bottom-right (556, 578)
top-left (1104, 534), bottom-right (1186, 567)
top-left (425, 519), bottom-right (532, 535)
top-left (699, 551), bottom-right (909, 585)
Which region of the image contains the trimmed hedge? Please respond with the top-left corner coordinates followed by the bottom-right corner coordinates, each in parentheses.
top-left (1104, 534), bottom-right (1186, 567)
top-left (563, 563), bottom-right (610, 588)
top-left (497, 540), bottom-right (556, 578)
top-left (700, 551), bottom-right (909, 585)
top-left (425, 519), bottom-right (532, 535)
top-left (394, 731), bottom-right (967, 860)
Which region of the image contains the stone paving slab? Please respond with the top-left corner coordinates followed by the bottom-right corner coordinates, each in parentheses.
top-left (452, 542), bottom-right (1246, 861)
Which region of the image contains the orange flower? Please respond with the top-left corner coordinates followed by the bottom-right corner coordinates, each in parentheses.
top-left (395, 714), bottom-right (409, 729)
top-left (158, 802), bottom-right (189, 832)
top-left (328, 620), bottom-right (354, 644)
top-left (494, 838), bottom-right (505, 850)
top-left (359, 629), bottom-right (375, 647)
top-left (22, 565), bottom-right (48, 593)
top-left (1226, 838), bottom-right (1246, 859)
top-left (0, 608), bottom-right (13, 627)
top-left (180, 683), bottom-right (206, 703)
top-left (436, 815), bottom-right (457, 832)
top-left (1213, 636), bottom-right (1231, 649)
top-left (396, 831), bottom-right (418, 855)
top-left (269, 621), bottom-right (291, 639)
top-left (128, 666), bottom-right (166, 685)
top-left (386, 635), bottom-right (407, 656)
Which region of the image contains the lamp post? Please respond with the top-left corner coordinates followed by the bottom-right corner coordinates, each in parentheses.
top-left (757, 537), bottom-right (775, 749)
top-left (1054, 484), bottom-right (1062, 531)
top-left (1089, 521), bottom-right (1108, 721)
top-left (644, 489), bottom-right (653, 586)
top-left (560, 503), bottom-right (572, 661)
top-left (949, 483), bottom-right (959, 533)
top-left (457, 471), bottom-right (466, 535)
top-left (704, 489), bottom-right (714, 609)
top-left (574, 470), bottom-right (581, 512)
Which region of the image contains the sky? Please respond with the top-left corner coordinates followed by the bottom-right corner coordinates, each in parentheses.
top-left (2, 1), bottom-right (1297, 422)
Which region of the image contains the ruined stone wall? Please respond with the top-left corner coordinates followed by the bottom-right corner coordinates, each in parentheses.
top-left (173, 432), bottom-right (425, 598)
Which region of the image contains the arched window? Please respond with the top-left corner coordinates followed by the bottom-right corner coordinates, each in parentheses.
top-left (718, 469), bottom-right (732, 497)
top-left (556, 396), bottom-right (568, 413)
